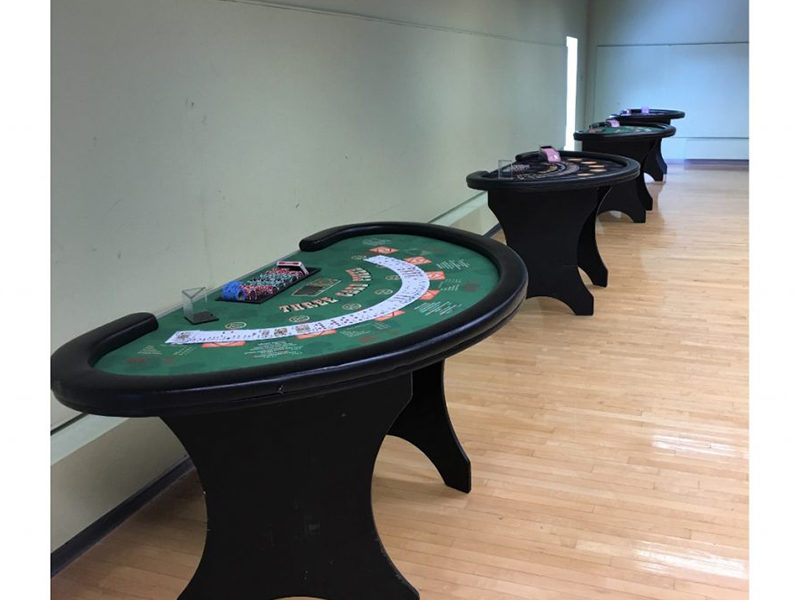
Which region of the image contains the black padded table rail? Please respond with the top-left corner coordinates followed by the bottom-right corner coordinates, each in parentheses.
top-left (51, 221), bottom-right (528, 600)
top-left (467, 150), bottom-right (638, 315)
top-left (470, 150), bottom-right (638, 192)
top-left (573, 121), bottom-right (676, 142)
top-left (611, 108), bottom-right (685, 123)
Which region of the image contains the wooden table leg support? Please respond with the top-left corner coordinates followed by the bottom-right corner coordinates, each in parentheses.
top-left (577, 195), bottom-right (609, 288)
top-left (164, 376), bottom-right (419, 600)
top-left (489, 189), bottom-right (599, 315)
top-left (388, 360), bottom-right (472, 493)
top-left (644, 138), bottom-right (667, 181)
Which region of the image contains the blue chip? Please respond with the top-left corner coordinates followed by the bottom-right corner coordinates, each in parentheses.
top-left (221, 281), bottom-right (245, 301)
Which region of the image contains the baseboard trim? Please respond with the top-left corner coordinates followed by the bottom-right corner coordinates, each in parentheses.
top-left (484, 223), bottom-right (502, 238)
top-left (681, 158), bottom-right (749, 170)
top-left (50, 455), bottom-right (193, 577)
top-left (683, 158), bottom-right (748, 164)
top-left (665, 158), bottom-right (749, 164)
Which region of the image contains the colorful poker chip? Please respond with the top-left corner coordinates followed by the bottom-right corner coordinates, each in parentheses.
top-left (219, 264), bottom-right (314, 303)
top-left (221, 281), bottom-right (245, 301)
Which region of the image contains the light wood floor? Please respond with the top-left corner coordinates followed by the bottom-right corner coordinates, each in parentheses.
top-left (52, 163), bottom-right (749, 600)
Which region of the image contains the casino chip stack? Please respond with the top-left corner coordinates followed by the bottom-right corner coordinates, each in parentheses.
top-left (221, 266), bottom-right (307, 303)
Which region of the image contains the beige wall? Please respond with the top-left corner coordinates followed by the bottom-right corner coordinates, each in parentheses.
top-left (51, 0), bottom-right (589, 550)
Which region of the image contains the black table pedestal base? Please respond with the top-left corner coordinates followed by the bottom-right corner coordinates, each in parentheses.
top-left (164, 375), bottom-right (420, 600)
top-left (578, 191), bottom-right (609, 288)
top-left (645, 139), bottom-right (667, 181)
top-left (598, 180), bottom-right (647, 223)
top-left (489, 188), bottom-right (604, 316)
top-left (388, 361), bottom-right (471, 492)
top-left (581, 138), bottom-right (657, 221)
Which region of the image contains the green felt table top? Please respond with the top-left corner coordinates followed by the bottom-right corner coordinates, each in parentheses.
top-left (95, 233), bottom-right (500, 377)
top-left (579, 124), bottom-right (660, 135)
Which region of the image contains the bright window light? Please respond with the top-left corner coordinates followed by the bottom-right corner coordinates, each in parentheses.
top-left (564, 36), bottom-right (578, 150)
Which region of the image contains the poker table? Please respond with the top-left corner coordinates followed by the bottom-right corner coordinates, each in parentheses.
top-left (50, 222), bottom-right (527, 600)
top-left (466, 149), bottom-right (638, 315)
top-left (574, 121), bottom-right (675, 222)
top-left (610, 108), bottom-right (685, 182)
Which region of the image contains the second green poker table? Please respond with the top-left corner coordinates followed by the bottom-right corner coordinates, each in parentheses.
top-left (610, 108), bottom-right (685, 182)
top-left (51, 222), bottom-right (527, 600)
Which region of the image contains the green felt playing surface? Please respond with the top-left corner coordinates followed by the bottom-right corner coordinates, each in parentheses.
top-left (95, 234), bottom-right (500, 376)
top-left (584, 125), bottom-right (658, 135)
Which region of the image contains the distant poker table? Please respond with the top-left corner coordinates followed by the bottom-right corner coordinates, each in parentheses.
top-left (50, 222), bottom-right (527, 600)
top-left (466, 149), bottom-right (638, 315)
top-left (610, 108), bottom-right (685, 182)
top-left (574, 122), bottom-right (676, 222)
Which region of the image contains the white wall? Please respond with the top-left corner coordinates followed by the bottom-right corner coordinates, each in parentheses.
top-left (51, 0), bottom-right (589, 551)
top-left (585, 0), bottom-right (749, 160)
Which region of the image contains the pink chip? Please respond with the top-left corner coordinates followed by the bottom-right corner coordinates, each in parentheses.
top-left (541, 146), bottom-right (562, 162)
